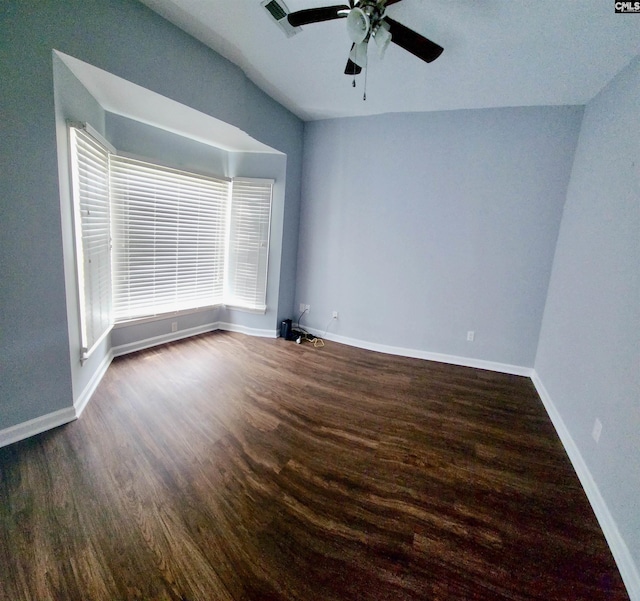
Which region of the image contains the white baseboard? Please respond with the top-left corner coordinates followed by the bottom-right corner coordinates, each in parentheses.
top-left (217, 321), bottom-right (278, 339)
top-left (531, 371), bottom-right (640, 601)
top-left (0, 406), bottom-right (77, 448)
top-left (74, 349), bottom-right (114, 417)
top-left (304, 328), bottom-right (533, 377)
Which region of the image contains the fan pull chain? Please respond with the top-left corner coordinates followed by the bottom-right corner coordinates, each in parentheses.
top-left (363, 66), bottom-right (368, 101)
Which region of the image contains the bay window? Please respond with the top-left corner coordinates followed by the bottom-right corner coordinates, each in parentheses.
top-left (69, 124), bottom-right (273, 359)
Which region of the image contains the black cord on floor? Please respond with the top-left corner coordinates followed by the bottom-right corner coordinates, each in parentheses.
top-left (294, 307), bottom-right (324, 347)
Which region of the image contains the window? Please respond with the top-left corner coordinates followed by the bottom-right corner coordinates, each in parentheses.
top-left (109, 156), bottom-right (229, 321)
top-left (226, 178), bottom-right (273, 312)
top-left (69, 126), bottom-right (114, 360)
top-left (69, 125), bottom-right (273, 356)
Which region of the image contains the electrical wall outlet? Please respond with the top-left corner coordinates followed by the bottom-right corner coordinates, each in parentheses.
top-left (299, 303), bottom-right (310, 313)
top-left (171, 322), bottom-right (178, 333)
top-left (332, 311), bottom-right (338, 319)
top-left (592, 418), bottom-right (602, 443)
top-left (467, 330), bottom-right (475, 342)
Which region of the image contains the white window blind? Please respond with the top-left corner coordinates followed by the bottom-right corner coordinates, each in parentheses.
top-left (109, 155), bottom-right (229, 321)
top-left (69, 126), bottom-right (113, 360)
top-left (225, 178), bottom-right (273, 312)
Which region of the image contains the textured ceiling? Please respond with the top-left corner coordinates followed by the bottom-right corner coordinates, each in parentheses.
top-left (139, 0), bottom-right (640, 121)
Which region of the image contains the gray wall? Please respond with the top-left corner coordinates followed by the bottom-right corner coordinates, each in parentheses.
top-left (535, 56), bottom-right (640, 576)
top-left (295, 107), bottom-right (583, 367)
top-left (0, 0), bottom-right (303, 430)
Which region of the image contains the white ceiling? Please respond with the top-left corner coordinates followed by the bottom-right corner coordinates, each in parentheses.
top-left (139, 0), bottom-right (640, 121)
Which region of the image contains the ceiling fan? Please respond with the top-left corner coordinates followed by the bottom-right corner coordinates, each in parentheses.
top-left (287, 0), bottom-right (443, 76)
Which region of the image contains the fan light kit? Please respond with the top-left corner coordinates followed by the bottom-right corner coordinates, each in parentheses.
top-left (286, 0), bottom-right (443, 97)
top-left (346, 8), bottom-right (369, 45)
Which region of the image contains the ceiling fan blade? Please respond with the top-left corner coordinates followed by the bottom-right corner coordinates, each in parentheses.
top-left (385, 17), bottom-right (443, 63)
top-left (384, 0), bottom-right (404, 5)
top-left (345, 58), bottom-right (362, 75)
top-left (287, 5), bottom-right (350, 27)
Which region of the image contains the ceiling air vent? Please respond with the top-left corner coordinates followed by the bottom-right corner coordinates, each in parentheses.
top-left (261, 0), bottom-right (301, 37)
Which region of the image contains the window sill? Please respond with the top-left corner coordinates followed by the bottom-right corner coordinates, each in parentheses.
top-left (112, 303), bottom-right (266, 328)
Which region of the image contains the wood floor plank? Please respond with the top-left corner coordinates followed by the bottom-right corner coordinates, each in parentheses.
top-left (0, 331), bottom-right (629, 600)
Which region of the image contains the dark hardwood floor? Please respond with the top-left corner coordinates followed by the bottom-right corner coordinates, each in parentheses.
top-left (0, 331), bottom-right (629, 600)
